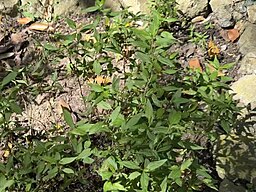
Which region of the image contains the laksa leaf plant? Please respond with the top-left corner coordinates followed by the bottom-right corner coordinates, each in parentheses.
top-left (0, 0), bottom-right (241, 191)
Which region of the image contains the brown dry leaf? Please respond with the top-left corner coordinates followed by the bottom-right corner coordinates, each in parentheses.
top-left (28, 22), bottom-right (54, 31)
top-left (208, 40), bottom-right (220, 58)
top-left (219, 29), bottom-right (229, 41)
top-left (17, 17), bottom-right (32, 25)
top-left (58, 98), bottom-right (70, 110)
top-left (207, 64), bottom-right (225, 76)
top-left (188, 58), bottom-right (202, 72)
top-left (191, 16), bottom-right (205, 23)
top-left (227, 29), bottom-right (240, 42)
top-left (95, 75), bottom-right (111, 85)
top-left (11, 33), bottom-right (24, 44)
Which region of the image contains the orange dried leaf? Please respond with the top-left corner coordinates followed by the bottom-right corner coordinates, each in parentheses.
top-left (188, 58), bottom-right (202, 72)
top-left (17, 17), bottom-right (32, 25)
top-left (28, 22), bottom-right (54, 31)
top-left (95, 75), bottom-right (111, 85)
top-left (208, 40), bottom-right (220, 58)
top-left (227, 29), bottom-right (239, 42)
top-left (58, 98), bottom-right (70, 110)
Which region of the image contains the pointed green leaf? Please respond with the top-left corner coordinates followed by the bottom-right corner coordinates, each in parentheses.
top-left (145, 159), bottom-right (167, 172)
top-left (1, 71), bottom-right (17, 87)
top-left (62, 168), bottom-right (74, 174)
top-left (181, 158), bottom-right (193, 171)
top-left (63, 108), bottom-right (75, 129)
top-left (66, 18), bottom-right (76, 29)
top-left (97, 101), bottom-right (112, 110)
top-left (145, 99), bottom-right (153, 124)
top-left (120, 161), bottom-right (141, 170)
top-left (59, 157), bottom-right (76, 165)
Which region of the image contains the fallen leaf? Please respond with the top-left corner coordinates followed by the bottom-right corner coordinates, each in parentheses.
top-left (219, 29), bottom-right (229, 41)
top-left (11, 33), bottom-right (24, 44)
top-left (17, 17), bottom-right (32, 25)
top-left (95, 75), bottom-right (111, 85)
top-left (208, 40), bottom-right (220, 58)
top-left (188, 58), bottom-right (202, 72)
top-left (28, 22), bottom-right (54, 31)
top-left (191, 16), bottom-right (205, 23)
top-left (227, 29), bottom-right (239, 42)
top-left (58, 98), bottom-right (70, 110)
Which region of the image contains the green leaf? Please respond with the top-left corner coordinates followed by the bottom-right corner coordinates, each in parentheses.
top-left (136, 52), bottom-right (151, 63)
top-left (83, 6), bottom-right (99, 13)
top-left (128, 171), bottom-right (141, 180)
top-left (145, 159), bottom-right (167, 172)
top-left (221, 120), bottom-right (231, 133)
top-left (149, 11), bottom-right (161, 37)
top-left (93, 60), bottom-right (102, 75)
top-left (125, 113), bottom-right (142, 129)
top-left (103, 181), bottom-right (127, 191)
top-left (140, 171), bottom-right (150, 191)
top-left (90, 84), bottom-right (104, 92)
top-left (77, 148), bottom-right (92, 159)
top-left (9, 102), bottom-right (22, 114)
top-left (180, 158), bottom-right (193, 171)
top-left (70, 123), bottom-right (93, 136)
top-left (168, 110), bottom-right (181, 125)
top-left (59, 157), bottom-right (76, 165)
top-left (62, 168), bottom-right (75, 174)
top-left (145, 99), bottom-right (154, 124)
top-left (160, 177), bottom-right (167, 192)
top-left (44, 43), bottom-right (59, 51)
top-left (109, 106), bottom-right (121, 123)
top-left (1, 71), bottom-right (17, 88)
top-left (169, 165), bottom-right (181, 180)
top-left (66, 18), bottom-right (76, 29)
top-left (97, 101), bottom-right (112, 110)
top-left (63, 108), bottom-right (75, 129)
top-left (120, 161), bottom-right (141, 170)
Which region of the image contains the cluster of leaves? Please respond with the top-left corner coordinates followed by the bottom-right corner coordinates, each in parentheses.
top-left (0, 0), bottom-right (241, 191)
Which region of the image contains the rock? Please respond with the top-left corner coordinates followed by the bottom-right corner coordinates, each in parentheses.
top-left (104, 0), bottom-right (122, 11)
top-left (215, 134), bottom-right (256, 186)
top-left (175, 0), bottom-right (208, 18)
top-left (209, 0), bottom-right (235, 28)
top-left (0, 0), bottom-right (19, 10)
top-left (238, 52), bottom-right (256, 75)
top-left (219, 179), bottom-right (246, 192)
top-left (247, 5), bottom-right (256, 24)
top-left (209, 0), bottom-right (233, 13)
top-left (119, 0), bottom-right (149, 14)
top-left (231, 75), bottom-right (256, 107)
top-left (238, 23), bottom-right (256, 55)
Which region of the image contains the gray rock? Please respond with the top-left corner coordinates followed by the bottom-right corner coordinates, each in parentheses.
top-left (231, 75), bottom-right (256, 107)
top-left (215, 134), bottom-right (256, 186)
top-left (0, 0), bottom-right (19, 10)
top-left (247, 4), bottom-right (256, 24)
top-left (175, 0), bottom-right (208, 18)
top-left (119, 0), bottom-right (149, 14)
top-left (238, 52), bottom-right (256, 76)
top-left (209, 0), bottom-right (233, 12)
top-left (209, 0), bottom-right (235, 28)
top-left (216, 9), bottom-right (235, 28)
top-left (219, 179), bottom-right (246, 192)
top-left (238, 23), bottom-right (256, 55)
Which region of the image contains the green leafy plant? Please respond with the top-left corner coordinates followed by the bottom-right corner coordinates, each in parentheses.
top-left (0, 1), bottom-right (242, 191)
